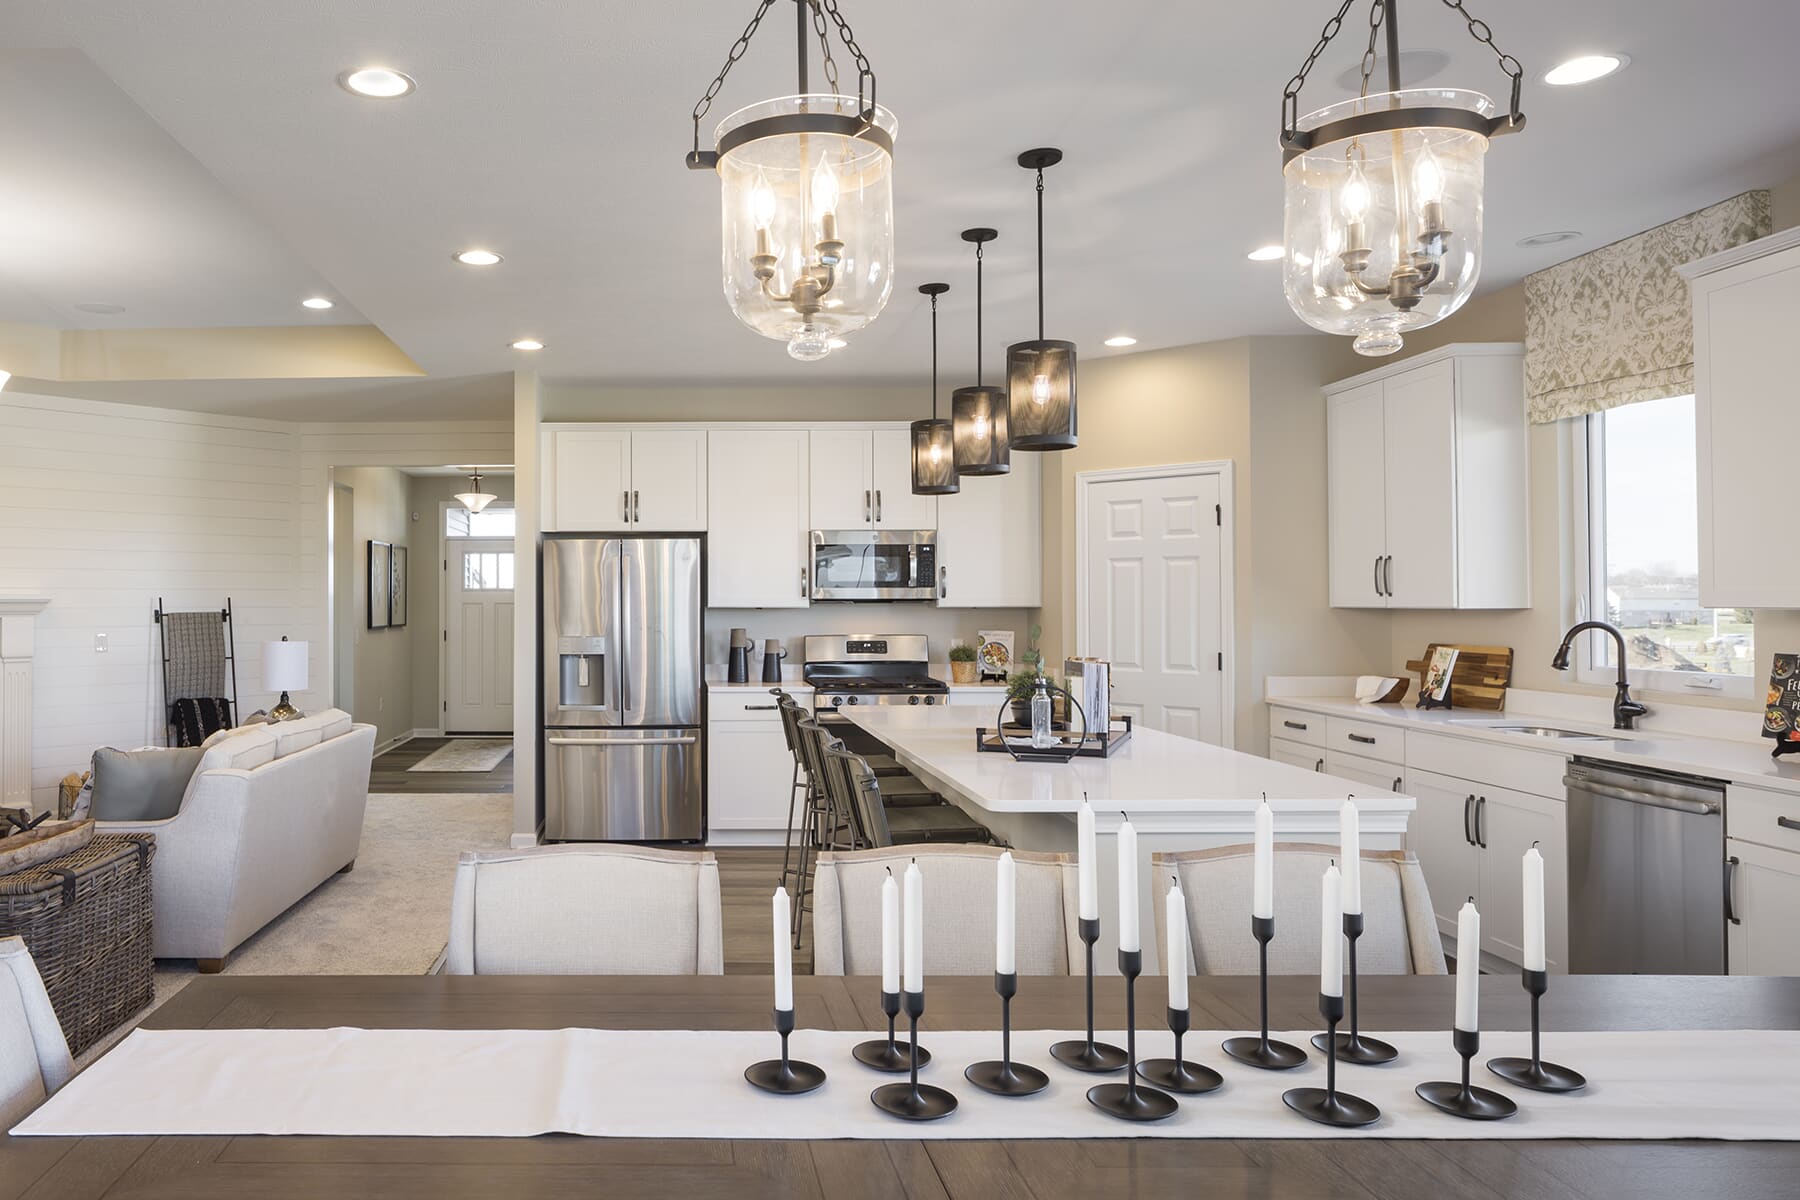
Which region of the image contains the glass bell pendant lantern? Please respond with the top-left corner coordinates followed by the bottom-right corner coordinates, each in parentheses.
top-left (911, 283), bottom-right (958, 496)
top-left (455, 470), bottom-right (497, 514)
top-left (951, 227), bottom-right (1009, 476)
top-left (1278, 0), bottom-right (1526, 356)
top-left (1007, 148), bottom-right (1077, 451)
top-left (685, 0), bottom-right (896, 362)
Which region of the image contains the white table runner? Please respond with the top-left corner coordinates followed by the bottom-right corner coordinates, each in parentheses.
top-left (15, 1027), bottom-right (1800, 1140)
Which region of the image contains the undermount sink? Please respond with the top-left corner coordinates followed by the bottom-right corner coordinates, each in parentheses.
top-left (1483, 724), bottom-right (1613, 740)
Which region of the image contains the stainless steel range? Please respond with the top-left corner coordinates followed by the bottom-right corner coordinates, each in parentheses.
top-left (803, 634), bottom-right (948, 714)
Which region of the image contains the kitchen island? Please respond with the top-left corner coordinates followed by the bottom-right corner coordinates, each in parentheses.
top-left (842, 705), bottom-right (1415, 972)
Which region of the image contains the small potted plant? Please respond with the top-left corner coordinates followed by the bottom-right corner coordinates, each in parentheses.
top-left (948, 642), bottom-right (979, 684)
top-left (1004, 625), bottom-right (1048, 726)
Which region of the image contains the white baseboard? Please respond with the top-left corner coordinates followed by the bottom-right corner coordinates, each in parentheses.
top-left (703, 829), bottom-right (788, 848)
top-left (509, 832), bottom-right (540, 849)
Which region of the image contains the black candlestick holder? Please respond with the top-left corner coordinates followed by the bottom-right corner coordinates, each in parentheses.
top-left (1087, 949), bottom-right (1180, 1121)
top-left (745, 1006), bottom-right (826, 1095)
top-left (965, 972), bottom-right (1050, 1096)
top-left (1137, 1003), bottom-right (1223, 1094)
top-left (1051, 917), bottom-right (1128, 1072)
top-left (1418, 1028), bottom-right (1519, 1120)
top-left (870, 990), bottom-right (958, 1120)
top-left (1312, 912), bottom-right (1398, 1064)
top-left (1223, 915), bottom-right (1309, 1070)
top-left (1486, 968), bottom-right (1587, 1093)
top-left (1282, 991), bottom-right (1381, 1127)
top-left (853, 989), bottom-right (932, 1072)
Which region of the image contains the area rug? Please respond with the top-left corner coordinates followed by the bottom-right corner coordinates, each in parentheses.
top-left (407, 739), bottom-right (513, 772)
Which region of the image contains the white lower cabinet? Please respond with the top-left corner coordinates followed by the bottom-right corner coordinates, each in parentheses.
top-left (1727, 837), bottom-right (1800, 976)
top-left (706, 693), bottom-right (799, 843)
top-left (1406, 771), bottom-right (1483, 944)
top-left (1268, 736), bottom-right (1323, 772)
top-left (1322, 749), bottom-right (1403, 794)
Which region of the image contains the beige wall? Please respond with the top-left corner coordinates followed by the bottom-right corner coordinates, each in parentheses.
top-left (407, 473), bottom-right (517, 732)
top-left (334, 466), bottom-right (413, 746)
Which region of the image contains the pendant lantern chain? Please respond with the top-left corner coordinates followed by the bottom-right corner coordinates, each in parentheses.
top-left (690, 0), bottom-right (778, 157)
top-left (809, 0), bottom-right (840, 96)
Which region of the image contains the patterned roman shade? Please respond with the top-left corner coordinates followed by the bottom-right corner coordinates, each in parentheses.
top-left (1524, 190), bottom-right (1770, 423)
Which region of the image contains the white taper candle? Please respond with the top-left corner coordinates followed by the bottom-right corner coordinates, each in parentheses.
top-left (1319, 864), bottom-right (1343, 998)
top-left (1165, 880), bottom-right (1189, 1010)
top-left (996, 850), bottom-right (1017, 975)
top-left (1077, 799), bottom-right (1098, 921)
top-left (880, 869), bottom-right (900, 994)
top-left (903, 859), bottom-right (924, 993)
top-left (1340, 799), bottom-right (1362, 916)
top-left (1522, 845), bottom-right (1546, 973)
top-left (1117, 816), bottom-right (1140, 952)
top-left (1253, 799), bottom-right (1275, 920)
top-left (1455, 898), bottom-right (1481, 1032)
top-left (772, 886), bottom-right (793, 1011)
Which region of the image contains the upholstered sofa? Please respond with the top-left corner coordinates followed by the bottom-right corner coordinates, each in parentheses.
top-left (96, 709), bottom-right (375, 971)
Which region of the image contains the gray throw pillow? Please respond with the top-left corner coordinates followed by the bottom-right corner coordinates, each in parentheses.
top-left (89, 746), bottom-right (205, 822)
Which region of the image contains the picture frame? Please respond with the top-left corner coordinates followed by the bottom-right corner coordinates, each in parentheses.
top-left (976, 629), bottom-right (1015, 682)
top-left (368, 541), bottom-right (391, 630)
top-left (389, 545), bottom-right (409, 628)
top-left (1419, 645), bottom-right (1459, 710)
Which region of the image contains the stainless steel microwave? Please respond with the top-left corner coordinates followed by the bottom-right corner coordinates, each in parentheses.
top-left (810, 529), bottom-right (937, 602)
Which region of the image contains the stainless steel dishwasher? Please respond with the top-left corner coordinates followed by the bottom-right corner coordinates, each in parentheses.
top-left (1565, 758), bottom-right (1727, 974)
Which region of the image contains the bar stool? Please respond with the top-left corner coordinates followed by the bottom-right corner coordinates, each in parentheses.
top-left (789, 716), bottom-right (859, 947)
top-left (820, 745), bottom-right (992, 848)
top-left (773, 691), bottom-right (813, 895)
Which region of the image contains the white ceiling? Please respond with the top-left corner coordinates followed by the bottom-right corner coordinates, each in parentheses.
top-left (6, 0), bottom-right (1800, 416)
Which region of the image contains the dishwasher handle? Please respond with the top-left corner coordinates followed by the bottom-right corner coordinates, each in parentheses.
top-left (1564, 774), bottom-right (1721, 816)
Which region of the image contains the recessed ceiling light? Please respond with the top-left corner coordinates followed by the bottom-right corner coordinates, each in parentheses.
top-left (1104, 336), bottom-right (1138, 348)
top-left (73, 301), bottom-right (125, 315)
top-left (338, 67), bottom-right (416, 99)
top-left (1543, 54), bottom-right (1628, 86)
top-left (510, 339), bottom-right (544, 351)
top-left (827, 338), bottom-right (848, 350)
top-left (1247, 244), bottom-right (1285, 262)
top-left (1518, 230), bottom-right (1582, 247)
top-left (301, 297), bottom-right (335, 310)
top-left (453, 249), bottom-right (503, 267)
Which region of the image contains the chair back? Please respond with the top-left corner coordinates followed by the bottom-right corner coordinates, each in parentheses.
top-left (820, 745), bottom-right (889, 848)
top-left (0, 936), bottom-right (73, 1128)
top-left (811, 845), bottom-right (1082, 976)
top-left (1152, 843), bottom-right (1446, 976)
top-left (773, 690), bottom-right (806, 757)
top-left (446, 845), bottom-right (723, 975)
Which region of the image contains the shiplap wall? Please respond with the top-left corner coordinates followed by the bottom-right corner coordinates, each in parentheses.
top-left (0, 389), bottom-right (512, 811)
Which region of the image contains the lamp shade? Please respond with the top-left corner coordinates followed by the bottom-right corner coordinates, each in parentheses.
top-left (952, 385), bottom-right (1010, 474)
top-left (263, 638), bottom-right (309, 693)
top-left (910, 419), bottom-right (957, 495)
top-left (1005, 339), bottom-right (1077, 450)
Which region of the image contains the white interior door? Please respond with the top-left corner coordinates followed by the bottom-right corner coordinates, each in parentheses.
top-left (445, 536), bottom-right (516, 733)
top-left (1079, 467), bottom-right (1227, 745)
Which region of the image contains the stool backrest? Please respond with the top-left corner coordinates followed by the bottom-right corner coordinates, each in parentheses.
top-left (821, 744), bottom-right (890, 848)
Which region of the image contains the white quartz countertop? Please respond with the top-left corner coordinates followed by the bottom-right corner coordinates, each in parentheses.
top-left (842, 705), bottom-right (1411, 816)
top-left (1272, 695), bottom-right (1800, 799)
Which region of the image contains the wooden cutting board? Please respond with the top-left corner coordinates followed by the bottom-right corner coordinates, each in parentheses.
top-left (1404, 644), bottom-right (1513, 711)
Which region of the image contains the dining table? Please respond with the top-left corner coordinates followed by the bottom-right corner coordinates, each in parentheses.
top-left (4, 972), bottom-right (1798, 1199)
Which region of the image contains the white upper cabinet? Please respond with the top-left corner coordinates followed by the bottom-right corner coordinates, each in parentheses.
top-left (935, 454), bottom-right (1041, 607)
top-left (547, 428), bottom-right (707, 532)
top-left (870, 428), bottom-right (938, 529)
top-left (1683, 228), bottom-right (1800, 608)
top-left (1324, 344), bottom-right (1529, 610)
top-left (708, 429), bottom-right (810, 608)
top-left (809, 428), bottom-right (937, 531)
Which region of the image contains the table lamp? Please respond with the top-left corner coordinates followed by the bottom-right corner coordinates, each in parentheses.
top-left (264, 637), bottom-right (308, 721)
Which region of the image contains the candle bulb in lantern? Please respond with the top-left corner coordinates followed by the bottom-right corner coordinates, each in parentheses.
top-left (1340, 799), bottom-right (1362, 916)
top-left (881, 868), bottom-right (899, 995)
top-left (1077, 797), bottom-right (1098, 921)
top-left (903, 859), bottom-right (924, 993)
top-left (996, 851), bottom-right (1017, 976)
top-left (1319, 864), bottom-right (1343, 998)
top-left (1522, 844), bottom-right (1546, 974)
top-left (1455, 898), bottom-right (1481, 1032)
top-left (772, 886), bottom-right (794, 1011)
top-left (1165, 878), bottom-right (1189, 1010)
top-left (1253, 798), bottom-right (1274, 920)
top-left (1117, 814), bottom-right (1140, 953)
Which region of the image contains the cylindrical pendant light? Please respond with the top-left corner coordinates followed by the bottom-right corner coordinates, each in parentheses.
top-left (951, 228), bottom-right (1010, 476)
top-left (911, 283), bottom-right (958, 496)
top-left (1007, 148), bottom-right (1077, 450)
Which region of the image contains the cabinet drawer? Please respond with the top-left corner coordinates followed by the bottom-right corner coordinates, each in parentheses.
top-left (709, 691), bottom-right (794, 723)
top-left (1727, 784), bottom-right (1800, 854)
top-left (1325, 716), bottom-right (1402, 764)
top-left (1270, 706), bottom-right (1325, 747)
top-left (1322, 750), bottom-right (1404, 794)
top-left (1405, 730), bottom-right (1568, 800)
top-left (1269, 737), bottom-right (1324, 772)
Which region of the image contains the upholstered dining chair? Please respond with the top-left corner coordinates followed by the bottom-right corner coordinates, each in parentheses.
top-left (1152, 843), bottom-right (1446, 976)
top-left (0, 936), bottom-right (74, 1128)
top-left (811, 845), bottom-right (1083, 976)
top-left (445, 845), bottom-right (723, 975)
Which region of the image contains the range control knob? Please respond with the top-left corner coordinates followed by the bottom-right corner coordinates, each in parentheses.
top-left (924, 695), bottom-right (937, 705)
top-left (847, 695), bottom-right (860, 705)
top-left (908, 695), bottom-right (921, 705)
top-left (830, 696), bottom-right (843, 707)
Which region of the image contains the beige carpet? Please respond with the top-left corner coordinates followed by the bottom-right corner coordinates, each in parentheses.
top-left (407, 739), bottom-right (514, 772)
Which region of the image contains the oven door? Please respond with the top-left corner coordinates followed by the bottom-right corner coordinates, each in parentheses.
top-left (810, 529), bottom-right (935, 601)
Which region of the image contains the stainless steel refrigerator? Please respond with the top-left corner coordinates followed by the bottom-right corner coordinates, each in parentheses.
top-left (541, 535), bottom-right (704, 842)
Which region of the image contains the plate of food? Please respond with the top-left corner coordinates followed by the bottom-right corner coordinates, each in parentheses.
top-left (977, 630), bottom-right (1014, 678)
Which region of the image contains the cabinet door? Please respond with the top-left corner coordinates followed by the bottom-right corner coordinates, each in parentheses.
top-left (631, 430), bottom-right (708, 531)
top-left (1380, 359), bottom-right (1459, 609)
top-left (707, 430), bottom-right (810, 608)
top-left (1477, 784), bottom-right (1568, 972)
top-left (1326, 382), bottom-right (1389, 608)
top-left (1405, 770), bottom-right (1484, 943)
top-left (1727, 838), bottom-right (1800, 976)
top-left (552, 430), bottom-right (632, 531)
top-left (808, 429), bottom-right (873, 529)
top-left (707, 717), bottom-right (799, 839)
top-left (870, 428), bottom-right (938, 529)
top-left (1268, 737), bottom-right (1324, 772)
top-left (935, 454), bottom-right (1040, 606)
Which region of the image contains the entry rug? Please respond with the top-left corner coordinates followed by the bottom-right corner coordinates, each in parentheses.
top-left (16, 1028), bottom-right (1800, 1140)
top-left (407, 739), bottom-right (513, 772)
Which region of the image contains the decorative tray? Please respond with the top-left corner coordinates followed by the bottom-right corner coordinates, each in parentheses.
top-left (975, 716), bottom-right (1134, 760)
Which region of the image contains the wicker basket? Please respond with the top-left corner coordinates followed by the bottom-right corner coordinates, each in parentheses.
top-left (0, 833), bottom-right (155, 1056)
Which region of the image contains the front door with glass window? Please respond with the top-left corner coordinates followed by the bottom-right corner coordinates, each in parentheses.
top-left (444, 537), bottom-right (515, 733)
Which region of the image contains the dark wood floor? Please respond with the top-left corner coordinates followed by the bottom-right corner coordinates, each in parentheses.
top-left (713, 847), bottom-right (814, 975)
top-left (370, 736), bottom-right (515, 793)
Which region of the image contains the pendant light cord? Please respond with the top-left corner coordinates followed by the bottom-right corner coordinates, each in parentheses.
top-left (930, 292), bottom-right (940, 419)
top-left (975, 242), bottom-right (985, 386)
top-left (1035, 168), bottom-right (1046, 339)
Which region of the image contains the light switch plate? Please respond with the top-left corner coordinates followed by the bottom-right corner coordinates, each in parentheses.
top-left (94, 633), bottom-right (107, 653)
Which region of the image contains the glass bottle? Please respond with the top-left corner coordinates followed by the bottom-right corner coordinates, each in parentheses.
top-left (1030, 673), bottom-right (1056, 750)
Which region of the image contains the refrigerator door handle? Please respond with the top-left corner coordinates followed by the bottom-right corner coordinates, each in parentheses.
top-left (547, 735), bottom-right (698, 746)
top-left (618, 541), bottom-right (632, 718)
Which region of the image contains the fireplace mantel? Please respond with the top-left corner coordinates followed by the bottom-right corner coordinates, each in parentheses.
top-left (0, 598), bottom-right (51, 815)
